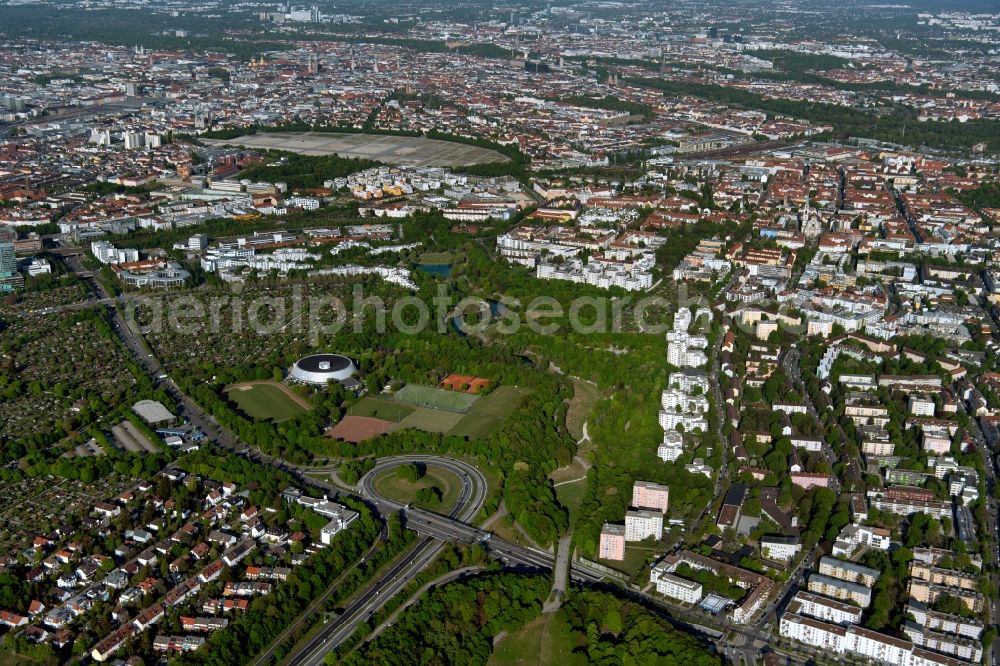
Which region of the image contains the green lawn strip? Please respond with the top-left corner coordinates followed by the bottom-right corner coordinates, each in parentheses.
top-left (373, 466), bottom-right (463, 512)
top-left (489, 613), bottom-right (587, 666)
top-left (397, 407), bottom-right (465, 433)
top-left (565, 378), bottom-right (600, 442)
top-left (467, 385), bottom-right (529, 418)
top-left (391, 383), bottom-right (480, 413)
top-left (554, 478), bottom-right (587, 527)
top-left (597, 542), bottom-right (663, 582)
top-left (446, 414), bottom-right (501, 439)
top-left (418, 251), bottom-right (455, 265)
top-left (347, 397), bottom-right (416, 422)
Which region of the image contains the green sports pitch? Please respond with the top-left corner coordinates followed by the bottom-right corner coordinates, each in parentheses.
top-left (346, 397), bottom-right (416, 422)
top-left (346, 384), bottom-right (529, 440)
top-left (225, 382), bottom-right (309, 422)
top-left (390, 383), bottom-right (480, 413)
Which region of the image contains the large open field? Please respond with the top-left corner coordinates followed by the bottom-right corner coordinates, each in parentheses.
top-left (489, 614), bottom-right (587, 666)
top-left (204, 132), bottom-right (510, 167)
top-left (225, 381), bottom-right (310, 422)
top-left (448, 386), bottom-right (529, 439)
top-left (468, 386), bottom-right (527, 418)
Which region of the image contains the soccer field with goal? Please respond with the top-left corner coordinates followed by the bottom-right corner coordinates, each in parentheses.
top-left (390, 383), bottom-right (480, 413)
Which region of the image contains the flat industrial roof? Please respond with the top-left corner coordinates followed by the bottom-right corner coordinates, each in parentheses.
top-left (133, 400), bottom-right (175, 424)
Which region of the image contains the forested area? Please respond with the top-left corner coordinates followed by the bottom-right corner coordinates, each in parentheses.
top-left (340, 573), bottom-right (549, 665)
top-left (557, 589), bottom-right (722, 665)
top-left (0, 6), bottom-right (288, 59)
top-left (327, 543), bottom-right (495, 662)
top-left (956, 181), bottom-right (1000, 211)
top-left (177, 445), bottom-right (299, 504)
top-left (751, 50), bottom-right (850, 78)
top-left (341, 574), bottom-right (722, 666)
top-left (559, 95), bottom-right (655, 119)
top-left (628, 76), bottom-right (1000, 152)
top-left (237, 152), bottom-right (380, 191)
top-left (454, 245), bottom-right (719, 551)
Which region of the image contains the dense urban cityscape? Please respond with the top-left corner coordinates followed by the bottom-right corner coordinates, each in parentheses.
top-left (1, 0), bottom-right (999, 664)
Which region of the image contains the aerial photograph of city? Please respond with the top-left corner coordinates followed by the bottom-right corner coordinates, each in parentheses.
top-left (0, 0), bottom-right (999, 664)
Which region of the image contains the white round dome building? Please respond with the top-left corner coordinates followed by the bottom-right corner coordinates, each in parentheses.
top-left (289, 354), bottom-right (357, 386)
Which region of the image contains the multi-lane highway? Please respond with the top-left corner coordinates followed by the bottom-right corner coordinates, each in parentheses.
top-left (284, 456), bottom-right (491, 666)
top-left (286, 455), bottom-right (606, 665)
top-left (250, 523), bottom-right (389, 666)
top-left (291, 536), bottom-right (445, 666)
top-left (279, 454), bottom-right (621, 665)
top-left (357, 456), bottom-right (605, 583)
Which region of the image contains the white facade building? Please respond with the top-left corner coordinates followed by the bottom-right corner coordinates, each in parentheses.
top-left (624, 510), bottom-right (663, 542)
top-left (666, 308), bottom-right (709, 368)
top-left (660, 388), bottom-right (709, 414)
top-left (779, 615), bottom-right (963, 666)
top-left (536, 258), bottom-right (653, 291)
top-left (91, 240), bottom-right (139, 265)
top-left (760, 535), bottom-right (802, 561)
top-left (650, 568), bottom-right (703, 604)
top-left (668, 368), bottom-right (710, 394)
top-left (660, 307), bottom-right (712, 436)
top-left (909, 395), bottom-right (936, 417)
top-left (786, 590), bottom-right (863, 626)
top-left (658, 410), bottom-right (708, 434)
top-left (658, 431), bottom-right (685, 462)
